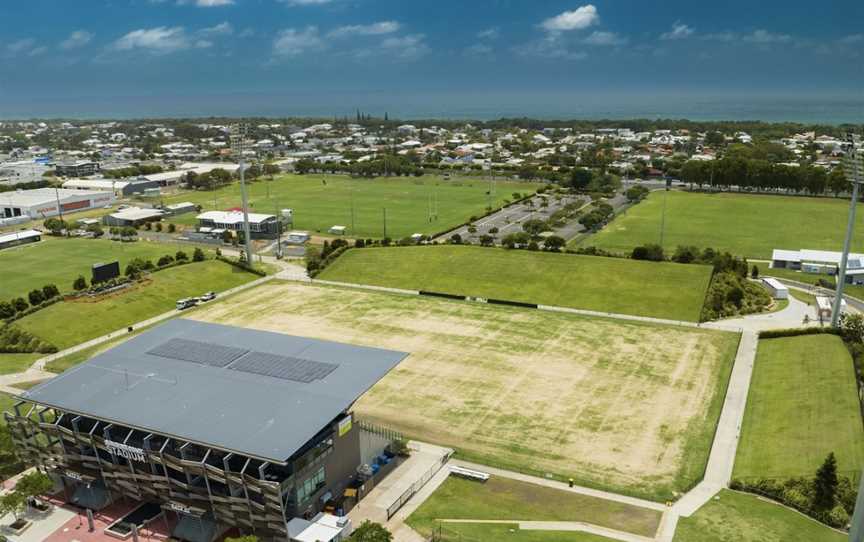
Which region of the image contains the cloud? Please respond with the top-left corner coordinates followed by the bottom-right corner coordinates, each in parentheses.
top-left (280, 0), bottom-right (334, 5)
top-left (112, 26), bottom-right (193, 53)
top-left (60, 30), bottom-right (94, 50)
top-left (6, 38), bottom-right (36, 55)
top-left (743, 29), bottom-right (791, 43)
top-left (515, 34), bottom-right (586, 60)
top-left (272, 26), bottom-right (325, 56)
top-left (702, 32), bottom-right (737, 42)
top-left (464, 43), bottom-right (493, 57)
top-left (27, 46), bottom-right (47, 57)
top-left (378, 34), bottom-right (429, 60)
top-left (583, 31), bottom-right (626, 46)
top-left (177, 0), bottom-right (234, 6)
top-left (477, 27), bottom-right (499, 40)
top-left (839, 34), bottom-right (864, 44)
top-left (200, 22), bottom-right (233, 36)
top-left (327, 21), bottom-right (400, 38)
top-left (660, 22), bottom-right (693, 40)
top-left (541, 5), bottom-right (599, 32)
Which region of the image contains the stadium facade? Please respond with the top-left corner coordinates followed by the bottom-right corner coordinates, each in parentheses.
top-left (6, 320), bottom-right (407, 541)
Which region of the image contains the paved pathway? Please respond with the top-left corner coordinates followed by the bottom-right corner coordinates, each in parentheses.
top-left (438, 519), bottom-right (655, 542)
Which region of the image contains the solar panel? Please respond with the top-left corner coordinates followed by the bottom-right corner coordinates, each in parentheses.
top-left (147, 338), bottom-right (249, 368)
top-left (228, 352), bottom-right (338, 383)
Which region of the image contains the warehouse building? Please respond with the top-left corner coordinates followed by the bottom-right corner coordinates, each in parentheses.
top-left (771, 248), bottom-right (864, 285)
top-left (0, 188), bottom-right (114, 220)
top-left (62, 178), bottom-right (162, 197)
top-left (7, 319), bottom-right (407, 541)
top-left (102, 206), bottom-right (166, 227)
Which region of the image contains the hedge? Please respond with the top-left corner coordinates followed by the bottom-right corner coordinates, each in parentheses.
top-left (215, 255), bottom-right (267, 277)
top-left (759, 327), bottom-right (842, 339)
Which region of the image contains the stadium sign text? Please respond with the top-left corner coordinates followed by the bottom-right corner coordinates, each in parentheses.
top-left (105, 440), bottom-right (146, 462)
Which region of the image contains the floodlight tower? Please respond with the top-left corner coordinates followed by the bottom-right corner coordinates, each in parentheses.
top-left (230, 124), bottom-right (254, 266)
top-left (831, 134), bottom-right (864, 328)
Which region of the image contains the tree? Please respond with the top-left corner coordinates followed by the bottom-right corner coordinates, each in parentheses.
top-left (349, 521), bottom-right (392, 542)
top-left (157, 255), bottom-right (175, 267)
top-left (42, 284), bottom-right (59, 300)
top-left (479, 234), bottom-right (494, 246)
top-left (631, 244), bottom-right (665, 262)
top-left (543, 235), bottom-right (566, 252)
top-left (522, 219), bottom-right (548, 237)
top-left (840, 313), bottom-right (864, 343)
top-left (751, 265), bottom-right (759, 279)
top-left (175, 250), bottom-right (188, 261)
top-left (814, 452), bottom-right (839, 511)
top-left (168, 223), bottom-right (177, 233)
top-left (73, 276), bottom-right (87, 291)
top-left (448, 233), bottom-right (462, 244)
top-left (155, 222), bottom-right (163, 232)
top-left (0, 491), bottom-right (26, 520)
top-left (0, 302), bottom-right (13, 319)
top-left (225, 536), bottom-right (258, 542)
top-left (16, 471), bottom-right (53, 506)
top-left (193, 248), bottom-right (206, 262)
top-left (502, 232), bottom-right (530, 249)
top-left (27, 289), bottom-right (45, 306)
top-left (11, 298), bottom-right (27, 313)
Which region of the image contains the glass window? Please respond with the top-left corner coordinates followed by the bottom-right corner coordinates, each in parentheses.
top-left (296, 467), bottom-right (325, 504)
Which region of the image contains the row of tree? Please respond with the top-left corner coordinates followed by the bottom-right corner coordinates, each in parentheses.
top-left (680, 158), bottom-right (849, 195)
top-left (0, 284), bottom-right (61, 321)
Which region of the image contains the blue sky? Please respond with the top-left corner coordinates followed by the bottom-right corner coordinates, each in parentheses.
top-left (1, 0), bottom-right (863, 119)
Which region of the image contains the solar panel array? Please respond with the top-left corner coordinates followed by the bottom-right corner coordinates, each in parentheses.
top-left (146, 339), bottom-right (339, 383)
top-left (147, 338), bottom-right (249, 368)
top-left (228, 352), bottom-right (338, 383)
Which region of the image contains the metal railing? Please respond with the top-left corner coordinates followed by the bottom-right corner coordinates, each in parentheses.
top-left (385, 451), bottom-right (452, 520)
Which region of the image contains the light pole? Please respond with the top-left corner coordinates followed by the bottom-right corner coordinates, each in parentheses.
top-left (230, 124), bottom-right (254, 266)
top-left (831, 135), bottom-right (864, 328)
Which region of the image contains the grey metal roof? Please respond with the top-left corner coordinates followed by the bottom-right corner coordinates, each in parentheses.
top-left (21, 319), bottom-right (407, 463)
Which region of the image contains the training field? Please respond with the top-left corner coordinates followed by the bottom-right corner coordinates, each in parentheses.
top-left (734, 334), bottom-right (864, 481)
top-left (586, 191), bottom-right (864, 259)
top-left (161, 174), bottom-right (536, 239)
top-left (318, 246), bottom-right (713, 322)
top-left (0, 237), bottom-right (179, 299)
top-left (14, 260), bottom-right (259, 350)
top-left (193, 282), bottom-right (739, 499)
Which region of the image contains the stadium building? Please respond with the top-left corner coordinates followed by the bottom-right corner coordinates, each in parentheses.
top-left (6, 320), bottom-right (407, 541)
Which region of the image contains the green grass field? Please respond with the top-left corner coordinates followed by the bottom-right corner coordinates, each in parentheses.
top-left (0, 236), bottom-right (193, 299)
top-left (734, 334), bottom-right (864, 481)
top-left (159, 174), bottom-right (536, 239)
top-left (425, 523), bottom-right (614, 542)
top-left (317, 246), bottom-right (713, 321)
top-left (674, 489), bottom-right (846, 542)
top-left (407, 476), bottom-right (661, 540)
top-left (0, 353), bottom-right (43, 376)
top-left (15, 260), bottom-right (259, 350)
top-left (587, 191), bottom-right (864, 259)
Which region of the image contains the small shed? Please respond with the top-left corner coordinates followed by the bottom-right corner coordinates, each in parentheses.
top-left (762, 278), bottom-right (789, 300)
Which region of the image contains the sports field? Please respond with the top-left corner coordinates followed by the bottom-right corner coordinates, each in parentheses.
top-left (161, 174), bottom-right (536, 239)
top-left (734, 334), bottom-right (864, 481)
top-left (317, 246), bottom-right (713, 322)
top-left (15, 260), bottom-right (260, 350)
top-left (0, 237), bottom-right (183, 299)
top-left (192, 282), bottom-right (739, 500)
top-left (586, 191), bottom-right (864, 259)
top-left (674, 489), bottom-right (846, 542)
top-left (407, 476), bottom-right (661, 540)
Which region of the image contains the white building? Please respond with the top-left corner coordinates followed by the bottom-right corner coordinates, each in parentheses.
top-left (771, 248), bottom-right (864, 285)
top-left (0, 188), bottom-right (114, 221)
top-left (762, 278), bottom-right (789, 300)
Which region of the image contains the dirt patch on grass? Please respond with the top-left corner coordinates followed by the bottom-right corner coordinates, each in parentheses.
top-left (192, 282), bottom-right (737, 498)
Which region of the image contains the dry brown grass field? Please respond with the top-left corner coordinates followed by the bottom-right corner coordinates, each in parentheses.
top-left (192, 282), bottom-right (739, 500)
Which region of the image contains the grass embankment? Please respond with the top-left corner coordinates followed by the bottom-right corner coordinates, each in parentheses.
top-left (674, 489), bottom-right (847, 542)
top-left (407, 476), bottom-right (661, 540)
top-left (587, 191), bottom-right (864, 259)
top-left (160, 174), bottom-right (537, 239)
top-left (734, 334), bottom-right (864, 481)
top-left (15, 260), bottom-right (259, 350)
top-left (0, 237), bottom-right (182, 299)
top-left (318, 245), bottom-right (713, 322)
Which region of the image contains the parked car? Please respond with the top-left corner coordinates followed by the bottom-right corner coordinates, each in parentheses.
top-left (199, 291), bottom-right (216, 302)
top-left (176, 298), bottom-right (197, 310)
